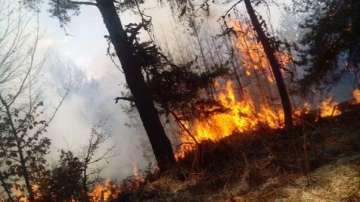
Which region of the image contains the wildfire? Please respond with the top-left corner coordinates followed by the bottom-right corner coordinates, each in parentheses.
top-left (175, 80), bottom-right (284, 159)
top-left (130, 163), bottom-right (145, 191)
top-left (88, 180), bottom-right (121, 202)
top-left (319, 98), bottom-right (341, 118)
top-left (352, 88), bottom-right (360, 104)
top-left (229, 21), bottom-right (292, 82)
top-left (12, 185), bottom-right (27, 202)
top-left (175, 20), bottom-right (343, 160)
top-left (175, 20), bottom-right (293, 159)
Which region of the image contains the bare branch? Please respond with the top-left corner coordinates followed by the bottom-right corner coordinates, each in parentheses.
top-left (69, 0), bottom-right (97, 6)
top-left (222, 0), bottom-right (244, 18)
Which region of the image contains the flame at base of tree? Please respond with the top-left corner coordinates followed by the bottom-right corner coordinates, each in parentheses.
top-left (319, 98), bottom-right (342, 118)
top-left (174, 19), bottom-right (357, 160)
top-left (175, 80), bottom-right (285, 160)
top-left (174, 81), bottom-right (353, 160)
top-left (88, 180), bottom-right (121, 202)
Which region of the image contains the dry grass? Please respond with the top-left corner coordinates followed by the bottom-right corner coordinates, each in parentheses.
top-left (121, 104), bottom-right (360, 202)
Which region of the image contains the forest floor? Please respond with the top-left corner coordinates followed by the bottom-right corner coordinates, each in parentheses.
top-left (125, 104), bottom-right (360, 202)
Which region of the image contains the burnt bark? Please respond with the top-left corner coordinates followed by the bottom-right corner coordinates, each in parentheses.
top-left (244, 0), bottom-right (293, 128)
top-left (95, 0), bottom-right (175, 170)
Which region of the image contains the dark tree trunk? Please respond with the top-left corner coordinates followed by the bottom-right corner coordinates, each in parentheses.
top-left (95, 0), bottom-right (175, 170)
top-left (244, 0), bottom-right (293, 128)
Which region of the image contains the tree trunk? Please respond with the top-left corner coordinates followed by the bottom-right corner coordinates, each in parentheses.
top-left (95, 0), bottom-right (175, 170)
top-left (244, 0), bottom-right (293, 128)
top-left (0, 96), bottom-right (34, 202)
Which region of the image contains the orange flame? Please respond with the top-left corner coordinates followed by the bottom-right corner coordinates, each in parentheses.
top-left (319, 98), bottom-right (341, 118)
top-left (175, 80), bottom-right (285, 159)
top-left (88, 180), bottom-right (121, 202)
top-left (229, 21), bottom-right (292, 82)
top-left (12, 185), bottom-right (27, 202)
top-left (175, 20), bottom-right (341, 159)
top-left (352, 88), bottom-right (360, 104)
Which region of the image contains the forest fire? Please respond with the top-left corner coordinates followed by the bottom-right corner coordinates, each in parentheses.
top-left (174, 20), bottom-right (345, 160)
top-left (88, 180), bottom-right (121, 201)
top-left (5, 165), bottom-right (146, 202)
top-left (175, 81), bottom-right (346, 159)
top-left (352, 88), bottom-right (360, 104)
top-left (175, 80), bottom-right (285, 159)
top-left (175, 20), bottom-right (291, 159)
top-left (229, 21), bottom-right (292, 83)
top-left (319, 98), bottom-right (341, 118)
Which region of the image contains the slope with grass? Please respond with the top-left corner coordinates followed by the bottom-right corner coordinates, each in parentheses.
top-left (122, 104), bottom-right (360, 202)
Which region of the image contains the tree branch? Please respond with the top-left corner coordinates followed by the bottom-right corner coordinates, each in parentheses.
top-left (222, 0), bottom-right (244, 18)
top-left (69, 0), bottom-right (97, 6)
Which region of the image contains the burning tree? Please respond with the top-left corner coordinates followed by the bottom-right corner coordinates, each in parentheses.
top-left (164, 0), bottom-right (297, 159)
top-left (242, 0), bottom-right (293, 128)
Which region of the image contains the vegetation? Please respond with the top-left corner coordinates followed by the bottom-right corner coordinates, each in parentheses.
top-left (0, 0), bottom-right (359, 201)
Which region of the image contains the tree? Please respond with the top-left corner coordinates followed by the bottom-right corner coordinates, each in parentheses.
top-left (37, 150), bottom-right (85, 201)
top-left (293, 0), bottom-right (360, 91)
top-left (224, 0), bottom-right (293, 128)
top-left (24, 0), bottom-right (176, 170)
top-left (37, 127), bottom-right (114, 202)
top-left (0, 3), bottom-right (68, 201)
top-left (112, 16), bottom-right (229, 145)
top-left (80, 126), bottom-right (114, 199)
top-left (0, 5), bottom-right (46, 201)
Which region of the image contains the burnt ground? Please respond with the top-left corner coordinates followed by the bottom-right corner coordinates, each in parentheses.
top-left (120, 104), bottom-right (360, 202)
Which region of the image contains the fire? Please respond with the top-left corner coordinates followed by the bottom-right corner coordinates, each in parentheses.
top-left (175, 80), bottom-right (284, 159)
top-left (130, 163), bottom-right (145, 190)
top-left (319, 98), bottom-right (341, 118)
top-left (87, 165), bottom-right (146, 202)
top-left (229, 21), bottom-right (292, 82)
top-left (352, 88), bottom-right (360, 104)
top-left (175, 20), bottom-right (343, 159)
top-left (10, 184), bottom-right (42, 202)
top-left (12, 185), bottom-right (27, 202)
top-left (88, 180), bottom-right (121, 202)
top-left (175, 20), bottom-right (294, 159)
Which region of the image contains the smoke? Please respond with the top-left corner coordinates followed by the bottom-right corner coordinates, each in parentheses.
top-left (35, 45), bottom-right (156, 179)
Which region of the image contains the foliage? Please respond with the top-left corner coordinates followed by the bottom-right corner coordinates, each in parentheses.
top-left (114, 16), bottom-right (228, 121)
top-left (36, 127), bottom-right (113, 202)
top-left (295, 0), bottom-right (360, 91)
top-left (37, 151), bottom-right (86, 201)
top-left (0, 98), bottom-right (51, 201)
